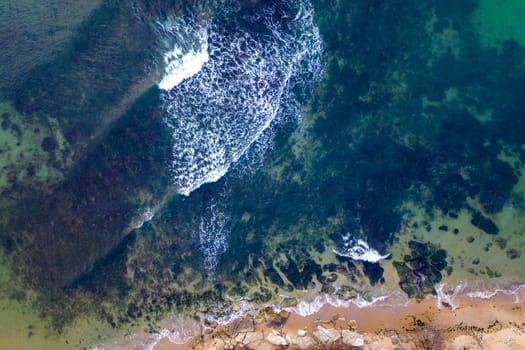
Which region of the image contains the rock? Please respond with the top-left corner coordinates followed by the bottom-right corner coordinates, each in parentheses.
top-left (313, 325), bottom-right (341, 343)
top-left (280, 297), bottom-right (298, 307)
top-left (438, 225), bottom-right (448, 232)
top-left (342, 329), bottom-right (364, 347)
top-left (229, 316), bottom-right (255, 333)
top-left (264, 307), bottom-right (290, 328)
top-left (471, 211), bottom-right (499, 235)
top-left (338, 285), bottom-right (358, 300)
top-left (297, 329), bottom-right (307, 337)
top-left (266, 330), bottom-right (288, 346)
top-left (391, 334), bottom-right (400, 345)
top-left (278, 309), bottom-right (290, 319)
top-left (235, 331), bottom-right (264, 346)
top-left (506, 248), bottom-right (521, 259)
top-left (321, 284), bottom-right (336, 294)
top-left (393, 241), bottom-right (448, 298)
top-left (286, 333), bottom-right (316, 349)
top-left (347, 319), bottom-right (358, 330)
top-left (255, 310), bottom-right (266, 324)
top-left (213, 336), bottom-right (234, 350)
top-left (326, 273), bottom-right (338, 283)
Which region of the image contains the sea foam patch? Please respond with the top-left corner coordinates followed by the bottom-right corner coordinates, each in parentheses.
top-left (333, 233), bottom-right (391, 263)
top-left (158, 0), bottom-right (323, 196)
top-left (199, 199), bottom-right (229, 274)
top-left (157, 28), bottom-right (209, 90)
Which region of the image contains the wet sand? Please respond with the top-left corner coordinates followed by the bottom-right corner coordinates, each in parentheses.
top-left (154, 291), bottom-right (525, 350)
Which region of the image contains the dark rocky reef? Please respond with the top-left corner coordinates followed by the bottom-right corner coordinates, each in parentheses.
top-left (394, 241), bottom-right (448, 299)
top-left (5, 87), bottom-right (172, 293)
top-left (470, 211), bottom-right (499, 235)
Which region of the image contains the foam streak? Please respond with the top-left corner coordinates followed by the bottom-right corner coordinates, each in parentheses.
top-left (159, 0), bottom-right (323, 196)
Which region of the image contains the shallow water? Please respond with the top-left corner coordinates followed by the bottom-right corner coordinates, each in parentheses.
top-left (1, 0), bottom-right (525, 349)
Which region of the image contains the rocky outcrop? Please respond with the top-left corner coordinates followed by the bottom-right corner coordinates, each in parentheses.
top-left (286, 331), bottom-right (316, 349)
top-left (342, 329), bottom-right (365, 347)
top-left (393, 240), bottom-right (448, 298)
top-left (313, 325), bottom-right (342, 343)
top-left (266, 330), bottom-right (289, 346)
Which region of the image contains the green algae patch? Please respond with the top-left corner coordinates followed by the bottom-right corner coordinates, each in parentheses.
top-left (0, 102), bottom-right (73, 198)
top-left (389, 200), bottom-right (525, 288)
top-left (471, 0), bottom-right (525, 48)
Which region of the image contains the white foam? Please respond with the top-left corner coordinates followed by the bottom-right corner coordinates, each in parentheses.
top-left (158, 40), bottom-right (209, 90)
top-left (134, 207), bottom-right (155, 229)
top-left (199, 199), bottom-right (229, 274)
top-left (288, 290), bottom-right (409, 317)
top-left (434, 282), bottom-right (466, 310)
top-left (202, 298), bottom-right (258, 326)
top-left (435, 282), bottom-right (525, 309)
top-left (160, 0), bottom-right (323, 196)
top-left (333, 234), bottom-right (390, 263)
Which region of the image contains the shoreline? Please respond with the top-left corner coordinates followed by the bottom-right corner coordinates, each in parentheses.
top-left (146, 285), bottom-right (525, 350)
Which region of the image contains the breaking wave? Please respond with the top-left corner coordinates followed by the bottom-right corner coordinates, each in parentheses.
top-left (435, 281), bottom-right (525, 310)
top-left (157, 0), bottom-right (323, 196)
top-left (333, 233), bottom-right (391, 263)
top-left (287, 291), bottom-right (409, 317)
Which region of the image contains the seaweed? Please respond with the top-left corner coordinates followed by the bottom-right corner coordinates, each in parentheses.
top-left (394, 241), bottom-right (448, 298)
top-left (470, 211), bottom-right (499, 235)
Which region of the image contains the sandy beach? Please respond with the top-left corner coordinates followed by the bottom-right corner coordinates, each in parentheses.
top-left (152, 290), bottom-right (525, 350)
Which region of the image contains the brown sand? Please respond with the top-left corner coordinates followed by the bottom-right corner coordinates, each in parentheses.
top-left (154, 292), bottom-right (525, 350)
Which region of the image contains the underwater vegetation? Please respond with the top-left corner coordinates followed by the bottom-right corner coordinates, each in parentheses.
top-left (0, 0), bottom-right (524, 343)
top-left (394, 241), bottom-right (448, 298)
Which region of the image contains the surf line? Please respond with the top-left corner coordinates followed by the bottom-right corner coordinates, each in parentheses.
top-left (157, 0), bottom-right (323, 197)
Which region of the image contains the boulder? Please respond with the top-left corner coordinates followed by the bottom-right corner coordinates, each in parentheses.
top-left (235, 331), bottom-right (264, 346)
top-left (286, 333), bottom-right (316, 349)
top-left (266, 330), bottom-right (288, 346)
top-left (229, 316), bottom-right (255, 333)
top-left (280, 297), bottom-right (298, 307)
top-left (313, 325), bottom-right (341, 343)
top-left (342, 329), bottom-right (364, 347)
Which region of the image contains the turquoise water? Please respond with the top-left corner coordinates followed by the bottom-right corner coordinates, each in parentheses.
top-left (0, 0), bottom-right (525, 348)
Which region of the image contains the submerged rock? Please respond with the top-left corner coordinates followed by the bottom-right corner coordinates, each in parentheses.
top-left (470, 211), bottom-right (499, 235)
top-left (280, 297), bottom-right (298, 308)
top-left (263, 307), bottom-right (290, 328)
top-left (506, 248), bottom-right (521, 260)
top-left (394, 240), bottom-right (448, 298)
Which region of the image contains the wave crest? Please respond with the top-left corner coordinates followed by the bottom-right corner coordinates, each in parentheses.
top-left (333, 233), bottom-right (391, 263)
top-left (159, 0), bottom-right (323, 195)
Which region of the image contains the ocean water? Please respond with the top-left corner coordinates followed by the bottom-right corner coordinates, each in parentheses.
top-left (0, 0), bottom-right (525, 348)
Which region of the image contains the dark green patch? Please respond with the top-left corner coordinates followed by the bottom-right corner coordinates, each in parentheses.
top-left (506, 248), bottom-right (521, 260)
top-left (494, 237), bottom-right (507, 249)
top-left (470, 211), bottom-right (499, 235)
top-left (394, 241), bottom-right (448, 298)
top-left (41, 137), bottom-right (57, 153)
